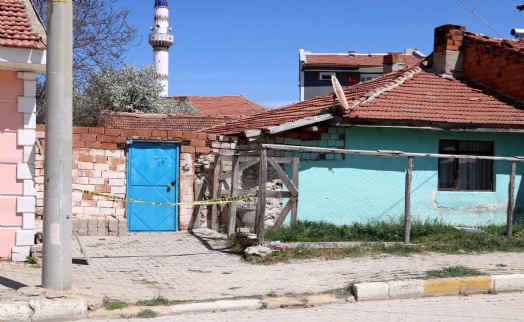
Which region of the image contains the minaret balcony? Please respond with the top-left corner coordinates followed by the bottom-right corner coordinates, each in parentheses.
top-left (148, 33), bottom-right (174, 47)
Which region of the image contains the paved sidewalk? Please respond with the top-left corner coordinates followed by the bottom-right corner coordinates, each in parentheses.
top-left (1, 228), bottom-right (523, 304)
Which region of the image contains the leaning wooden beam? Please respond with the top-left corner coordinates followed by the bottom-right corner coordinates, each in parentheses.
top-left (268, 158), bottom-right (298, 196)
top-left (257, 148), bottom-right (268, 245)
top-left (190, 179), bottom-right (208, 229)
top-left (403, 156), bottom-right (413, 244)
top-left (261, 144), bottom-right (524, 162)
top-left (268, 114), bottom-right (333, 134)
top-left (210, 155), bottom-right (222, 231)
top-left (507, 161), bottom-right (517, 237)
top-left (273, 196), bottom-right (297, 229)
top-left (228, 156), bottom-right (240, 235)
top-left (291, 157), bottom-right (299, 225)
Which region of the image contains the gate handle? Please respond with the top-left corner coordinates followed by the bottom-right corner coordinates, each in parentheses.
top-left (167, 181), bottom-right (176, 191)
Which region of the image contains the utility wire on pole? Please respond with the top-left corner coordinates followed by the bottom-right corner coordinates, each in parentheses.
top-left (42, 0), bottom-right (73, 290)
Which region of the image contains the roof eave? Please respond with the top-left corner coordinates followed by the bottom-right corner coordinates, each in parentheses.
top-left (0, 46), bottom-right (46, 72)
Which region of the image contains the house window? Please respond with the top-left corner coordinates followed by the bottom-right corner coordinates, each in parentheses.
top-left (438, 140), bottom-right (494, 191)
top-left (319, 72), bottom-right (335, 81)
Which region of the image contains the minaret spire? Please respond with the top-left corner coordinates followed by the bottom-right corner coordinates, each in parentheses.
top-left (149, 0), bottom-right (174, 96)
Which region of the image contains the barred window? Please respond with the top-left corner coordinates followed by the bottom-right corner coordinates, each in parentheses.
top-left (438, 140), bottom-right (494, 191)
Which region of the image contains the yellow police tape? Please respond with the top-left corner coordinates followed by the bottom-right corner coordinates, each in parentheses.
top-left (74, 189), bottom-right (256, 207)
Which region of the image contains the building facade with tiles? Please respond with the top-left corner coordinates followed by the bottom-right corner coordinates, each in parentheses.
top-left (206, 24), bottom-right (524, 227)
top-left (0, 0), bottom-right (46, 261)
top-left (299, 48), bottom-right (423, 101)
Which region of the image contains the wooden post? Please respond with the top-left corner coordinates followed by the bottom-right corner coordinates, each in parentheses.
top-left (403, 156), bottom-right (414, 244)
top-left (228, 156), bottom-right (240, 235)
top-left (210, 155), bottom-right (221, 231)
top-left (291, 157), bottom-right (299, 225)
top-left (507, 161), bottom-right (517, 237)
top-left (257, 148), bottom-right (268, 245)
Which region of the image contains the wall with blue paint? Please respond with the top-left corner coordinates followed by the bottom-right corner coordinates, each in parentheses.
top-left (293, 126), bottom-right (524, 226)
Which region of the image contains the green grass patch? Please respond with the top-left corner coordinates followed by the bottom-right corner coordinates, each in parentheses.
top-left (137, 296), bottom-right (177, 306)
top-left (248, 220), bottom-right (524, 263)
top-left (136, 309), bottom-right (157, 318)
top-left (103, 299), bottom-right (127, 311)
top-left (425, 266), bottom-right (483, 279)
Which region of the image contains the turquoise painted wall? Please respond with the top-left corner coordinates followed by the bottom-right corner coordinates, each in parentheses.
top-left (294, 127), bottom-right (524, 226)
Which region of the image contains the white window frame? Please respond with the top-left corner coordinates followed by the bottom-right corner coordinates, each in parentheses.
top-left (319, 72), bottom-right (336, 81)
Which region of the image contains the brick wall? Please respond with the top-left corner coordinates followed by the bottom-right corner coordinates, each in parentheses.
top-left (36, 125), bottom-right (214, 235)
top-left (432, 24), bottom-right (524, 101)
top-left (463, 41), bottom-right (524, 101)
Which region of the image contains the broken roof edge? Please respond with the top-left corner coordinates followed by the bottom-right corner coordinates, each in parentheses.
top-left (348, 66), bottom-right (422, 112)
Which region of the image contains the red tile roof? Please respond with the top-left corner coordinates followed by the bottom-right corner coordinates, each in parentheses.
top-left (205, 69), bottom-right (414, 134)
top-left (101, 111), bottom-right (238, 133)
top-left (206, 66), bottom-right (524, 135)
top-left (171, 95), bottom-right (267, 117)
top-left (304, 53), bottom-right (421, 68)
top-left (0, 0), bottom-right (46, 49)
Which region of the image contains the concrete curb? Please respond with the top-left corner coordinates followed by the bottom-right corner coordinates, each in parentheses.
top-left (3, 275), bottom-right (524, 320)
top-left (352, 274), bottom-right (524, 301)
top-left (0, 298), bottom-right (87, 322)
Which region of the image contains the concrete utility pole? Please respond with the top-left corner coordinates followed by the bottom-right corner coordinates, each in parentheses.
top-left (42, 0), bottom-right (73, 290)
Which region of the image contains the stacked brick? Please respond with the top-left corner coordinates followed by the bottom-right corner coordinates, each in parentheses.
top-left (35, 125), bottom-right (214, 235)
top-left (434, 24), bottom-right (465, 53)
top-left (463, 36), bottom-right (524, 101)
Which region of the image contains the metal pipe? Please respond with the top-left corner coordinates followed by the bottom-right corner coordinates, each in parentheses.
top-left (42, 0), bottom-right (73, 290)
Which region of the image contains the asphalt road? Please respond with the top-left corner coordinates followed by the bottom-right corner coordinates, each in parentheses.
top-left (79, 292), bottom-right (524, 322)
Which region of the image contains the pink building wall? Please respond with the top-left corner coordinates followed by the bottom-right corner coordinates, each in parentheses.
top-left (0, 70), bottom-right (38, 261)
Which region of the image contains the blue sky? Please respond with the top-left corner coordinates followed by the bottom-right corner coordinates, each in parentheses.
top-left (120, 1), bottom-right (524, 108)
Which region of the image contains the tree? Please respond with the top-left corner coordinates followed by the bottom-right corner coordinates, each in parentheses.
top-left (34, 0), bottom-right (139, 123)
top-left (75, 64), bottom-right (200, 126)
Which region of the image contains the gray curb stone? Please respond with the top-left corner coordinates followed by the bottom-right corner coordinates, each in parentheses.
top-left (353, 282), bottom-right (389, 301)
top-left (30, 298), bottom-right (87, 321)
top-left (492, 274), bottom-right (524, 293)
top-left (0, 302), bottom-right (32, 321)
top-left (388, 279), bottom-right (426, 299)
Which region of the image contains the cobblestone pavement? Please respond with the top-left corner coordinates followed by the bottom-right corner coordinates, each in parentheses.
top-left (79, 293), bottom-right (524, 322)
top-left (1, 229), bottom-right (524, 303)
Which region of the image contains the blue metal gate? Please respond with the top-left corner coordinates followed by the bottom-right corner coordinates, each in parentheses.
top-left (127, 141), bottom-right (179, 231)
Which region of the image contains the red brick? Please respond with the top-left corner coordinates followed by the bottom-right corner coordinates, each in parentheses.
top-left (191, 139), bottom-right (206, 147)
top-left (73, 140), bottom-right (86, 148)
top-left (122, 129), bottom-right (137, 137)
top-left (181, 146), bottom-right (195, 153)
top-left (112, 136), bottom-right (127, 144)
top-left (95, 185), bottom-right (111, 193)
top-left (82, 193), bottom-right (94, 200)
top-left (95, 156), bottom-right (108, 163)
top-left (197, 132), bottom-right (207, 140)
top-left (110, 158), bottom-right (125, 165)
top-left (105, 129), bottom-right (121, 136)
top-left (89, 127), bottom-right (105, 135)
top-left (97, 135), bottom-right (113, 143)
top-left (80, 134), bottom-right (97, 142)
top-left (152, 130), bottom-right (168, 137)
top-left (86, 141), bottom-right (101, 149)
top-left (183, 132), bottom-right (198, 139)
top-left (136, 129), bottom-right (152, 137)
top-left (206, 133), bottom-right (217, 141)
top-left (78, 155), bottom-right (94, 162)
top-left (196, 147), bottom-right (212, 154)
top-left (168, 130), bottom-right (183, 138)
top-left (101, 143), bottom-right (117, 150)
top-left (73, 127), bottom-right (89, 134)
